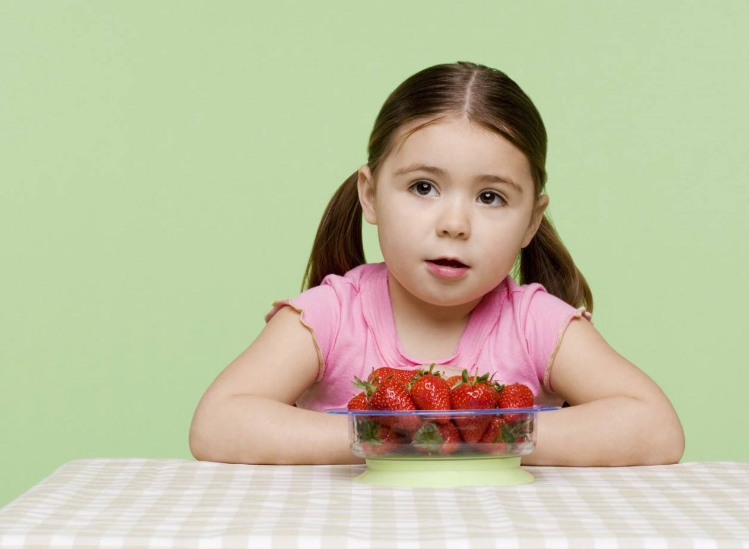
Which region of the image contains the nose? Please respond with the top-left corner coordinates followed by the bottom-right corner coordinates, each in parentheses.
top-left (436, 199), bottom-right (471, 239)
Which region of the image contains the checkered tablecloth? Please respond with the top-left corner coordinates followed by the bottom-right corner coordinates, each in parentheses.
top-left (1, 458), bottom-right (748, 548)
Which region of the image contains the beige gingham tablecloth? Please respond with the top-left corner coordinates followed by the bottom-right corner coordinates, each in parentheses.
top-left (0, 458), bottom-right (748, 548)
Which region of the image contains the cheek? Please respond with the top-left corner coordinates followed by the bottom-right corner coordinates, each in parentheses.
top-left (483, 213), bottom-right (529, 239)
top-left (374, 214), bottom-right (409, 248)
top-left (379, 227), bottom-right (414, 257)
top-left (378, 203), bottom-right (422, 237)
top-left (475, 224), bottom-right (527, 263)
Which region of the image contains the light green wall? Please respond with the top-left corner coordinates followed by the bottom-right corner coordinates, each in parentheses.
top-left (1, 0), bottom-right (747, 507)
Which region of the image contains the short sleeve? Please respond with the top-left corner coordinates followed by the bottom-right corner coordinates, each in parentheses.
top-left (521, 285), bottom-right (593, 395)
top-left (264, 284), bottom-right (341, 383)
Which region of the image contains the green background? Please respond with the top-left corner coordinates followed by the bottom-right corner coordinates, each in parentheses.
top-left (1, 0), bottom-right (747, 508)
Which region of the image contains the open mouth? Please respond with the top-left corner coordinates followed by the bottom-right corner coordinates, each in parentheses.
top-left (428, 259), bottom-right (469, 269)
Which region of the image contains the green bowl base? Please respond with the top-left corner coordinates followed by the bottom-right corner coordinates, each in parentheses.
top-left (353, 455), bottom-right (534, 487)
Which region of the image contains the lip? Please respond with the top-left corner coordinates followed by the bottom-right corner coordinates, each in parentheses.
top-left (428, 256), bottom-right (470, 268)
top-left (425, 260), bottom-right (470, 280)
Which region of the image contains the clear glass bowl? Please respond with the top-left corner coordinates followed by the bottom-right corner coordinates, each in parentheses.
top-left (325, 406), bottom-right (559, 460)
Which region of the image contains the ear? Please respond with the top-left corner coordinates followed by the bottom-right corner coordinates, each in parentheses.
top-left (521, 194), bottom-right (550, 249)
top-left (357, 165), bottom-right (378, 225)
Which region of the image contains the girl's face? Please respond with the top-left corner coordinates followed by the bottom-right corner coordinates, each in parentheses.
top-left (358, 115), bottom-right (549, 310)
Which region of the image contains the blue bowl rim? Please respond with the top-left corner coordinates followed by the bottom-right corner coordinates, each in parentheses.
top-left (324, 405), bottom-right (560, 416)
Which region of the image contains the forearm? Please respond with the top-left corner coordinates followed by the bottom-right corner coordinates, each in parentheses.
top-left (521, 396), bottom-right (684, 467)
top-left (190, 394), bottom-right (365, 465)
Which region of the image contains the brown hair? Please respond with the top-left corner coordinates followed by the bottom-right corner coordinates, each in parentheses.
top-left (300, 61), bottom-right (593, 314)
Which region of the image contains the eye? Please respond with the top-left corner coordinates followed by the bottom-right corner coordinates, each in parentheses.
top-left (409, 181), bottom-right (507, 207)
top-left (478, 190), bottom-right (507, 207)
top-left (410, 180), bottom-right (437, 197)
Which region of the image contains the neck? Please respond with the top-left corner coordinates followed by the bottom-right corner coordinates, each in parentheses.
top-left (387, 270), bottom-right (482, 328)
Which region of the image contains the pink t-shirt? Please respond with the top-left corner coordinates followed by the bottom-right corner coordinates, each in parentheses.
top-left (264, 262), bottom-right (592, 411)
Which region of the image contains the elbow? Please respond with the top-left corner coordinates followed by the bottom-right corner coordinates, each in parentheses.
top-left (189, 420), bottom-right (209, 462)
top-left (663, 423), bottom-right (686, 465)
top-left (604, 394), bottom-right (685, 467)
top-left (189, 404), bottom-right (219, 462)
top-left (642, 402), bottom-right (686, 466)
top-left (187, 398), bottom-right (264, 465)
top-left (189, 424), bottom-right (229, 463)
top-left (188, 396), bottom-right (228, 463)
top-left (648, 433), bottom-right (684, 466)
top-left (660, 404), bottom-right (686, 465)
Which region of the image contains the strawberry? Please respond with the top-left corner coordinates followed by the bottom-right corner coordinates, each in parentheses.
top-left (367, 366), bottom-right (418, 386)
top-left (446, 375), bottom-right (464, 389)
top-left (478, 415), bottom-right (532, 454)
top-left (347, 391), bottom-right (369, 411)
top-left (366, 376), bottom-right (422, 434)
top-left (411, 421), bottom-right (461, 455)
top-left (407, 363), bottom-right (451, 424)
top-left (357, 419), bottom-right (399, 456)
top-left (498, 383), bottom-right (535, 424)
top-left (479, 416), bottom-right (505, 445)
top-left (449, 369), bottom-right (500, 443)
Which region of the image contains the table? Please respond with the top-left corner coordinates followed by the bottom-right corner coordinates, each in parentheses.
top-left (0, 458), bottom-right (748, 548)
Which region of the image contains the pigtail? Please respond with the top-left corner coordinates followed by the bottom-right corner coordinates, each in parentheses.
top-left (300, 171), bottom-right (366, 292)
top-left (516, 215), bottom-right (594, 315)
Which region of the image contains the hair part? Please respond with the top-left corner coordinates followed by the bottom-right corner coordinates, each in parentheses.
top-left (301, 61), bottom-right (593, 314)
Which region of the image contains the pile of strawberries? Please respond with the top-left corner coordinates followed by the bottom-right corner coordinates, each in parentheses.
top-left (347, 363), bottom-right (535, 457)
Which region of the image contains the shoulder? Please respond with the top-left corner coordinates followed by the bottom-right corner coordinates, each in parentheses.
top-left (262, 263), bottom-right (386, 385)
top-left (313, 261), bottom-right (388, 309)
top-left (503, 277), bottom-right (594, 394)
top-left (505, 275), bottom-right (557, 309)
top-left (319, 261), bottom-right (386, 293)
top-left (504, 276), bottom-right (592, 328)
top-left (264, 262), bottom-right (384, 324)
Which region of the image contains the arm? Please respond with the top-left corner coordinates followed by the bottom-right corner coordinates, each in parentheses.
top-left (189, 306), bottom-right (364, 465)
top-left (521, 317), bottom-right (685, 467)
top-left (191, 394), bottom-right (364, 465)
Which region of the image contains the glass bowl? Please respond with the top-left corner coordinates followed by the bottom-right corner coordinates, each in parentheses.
top-left (325, 406), bottom-right (559, 487)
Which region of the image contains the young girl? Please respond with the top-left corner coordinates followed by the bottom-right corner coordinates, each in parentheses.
top-left (189, 61), bottom-right (685, 467)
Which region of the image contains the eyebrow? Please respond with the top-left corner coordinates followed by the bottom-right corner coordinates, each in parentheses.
top-left (393, 163), bottom-right (524, 195)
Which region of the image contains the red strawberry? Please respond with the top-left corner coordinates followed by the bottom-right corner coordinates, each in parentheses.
top-left (366, 376), bottom-right (422, 434)
top-left (347, 391), bottom-right (369, 411)
top-left (479, 415), bottom-right (533, 454)
top-left (367, 366), bottom-right (418, 386)
top-left (407, 363), bottom-right (451, 424)
top-left (357, 419), bottom-right (399, 456)
top-left (480, 416), bottom-right (505, 445)
top-left (498, 383), bottom-right (535, 424)
top-left (411, 421), bottom-right (461, 455)
top-left (450, 369), bottom-right (500, 443)
top-left (483, 440), bottom-right (508, 455)
top-left (447, 376), bottom-right (463, 389)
